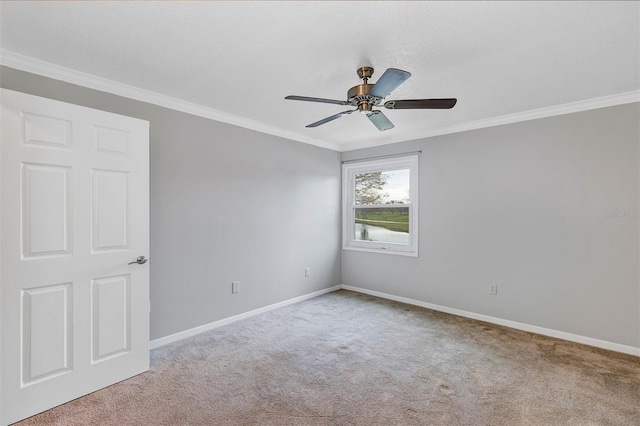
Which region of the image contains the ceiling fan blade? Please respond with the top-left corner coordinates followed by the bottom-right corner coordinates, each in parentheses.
top-left (285, 95), bottom-right (349, 106)
top-left (384, 98), bottom-right (457, 109)
top-left (366, 110), bottom-right (395, 131)
top-left (306, 110), bottom-right (356, 128)
top-left (368, 68), bottom-right (412, 98)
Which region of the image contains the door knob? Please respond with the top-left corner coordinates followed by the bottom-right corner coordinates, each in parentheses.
top-left (128, 256), bottom-right (148, 265)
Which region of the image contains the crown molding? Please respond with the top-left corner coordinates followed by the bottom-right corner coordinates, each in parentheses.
top-left (2, 49), bottom-right (637, 154)
top-left (339, 90), bottom-right (640, 152)
top-left (0, 49), bottom-right (340, 152)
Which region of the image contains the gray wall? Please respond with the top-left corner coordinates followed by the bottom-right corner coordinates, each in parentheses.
top-left (1, 66), bottom-right (342, 340)
top-left (342, 103), bottom-right (640, 348)
top-left (2, 65), bottom-right (638, 350)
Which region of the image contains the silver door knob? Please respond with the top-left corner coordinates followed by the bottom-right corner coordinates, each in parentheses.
top-left (128, 256), bottom-right (148, 265)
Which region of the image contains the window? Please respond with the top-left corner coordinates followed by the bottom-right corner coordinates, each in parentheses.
top-left (342, 154), bottom-right (418, 256)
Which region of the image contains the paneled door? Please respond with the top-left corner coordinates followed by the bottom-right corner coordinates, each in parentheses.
top-left (1, 89), bottom-right (150, 425)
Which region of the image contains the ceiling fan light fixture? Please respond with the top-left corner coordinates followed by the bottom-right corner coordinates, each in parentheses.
top-left (358, 102), bottom-right (372, 114)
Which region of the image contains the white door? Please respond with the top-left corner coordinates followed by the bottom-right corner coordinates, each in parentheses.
top-left (0, 89), bottom-right (150, 425)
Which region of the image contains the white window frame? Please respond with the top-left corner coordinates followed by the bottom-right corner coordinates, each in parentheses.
top-left (342, 154), bottom-right (419, 257)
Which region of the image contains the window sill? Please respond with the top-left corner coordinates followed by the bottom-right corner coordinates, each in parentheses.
top-left (343, 244), bottom-right (418, 257)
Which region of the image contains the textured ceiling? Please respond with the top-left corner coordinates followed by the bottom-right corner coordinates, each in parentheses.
top-left (1, 1), bottom-right (638, 151)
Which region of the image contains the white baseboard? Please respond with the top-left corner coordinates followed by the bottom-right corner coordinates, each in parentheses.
top-left (150, 285), bottom-right (341, 349)
top-left (341, 285), bottom-right (640, 357)
top-left (151, 283), bottom-right (639, 357)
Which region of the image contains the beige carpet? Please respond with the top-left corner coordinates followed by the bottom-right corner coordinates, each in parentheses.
top-left (15, 290), bottom-right (640, 425)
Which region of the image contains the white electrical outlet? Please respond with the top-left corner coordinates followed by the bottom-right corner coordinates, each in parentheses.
top-left (489, 284), bottom-right (498, 295)
top-left (232, 281), bottom-right (239, 294)
top-left (304, 268), bottom-right (311, 277)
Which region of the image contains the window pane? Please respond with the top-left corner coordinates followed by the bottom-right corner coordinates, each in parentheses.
top-left (354, 207), bottom-right (409, 244)
top-left (343, 154), bottom-right (418, 256)
top-left (355, 169), bottom-right (410, 205)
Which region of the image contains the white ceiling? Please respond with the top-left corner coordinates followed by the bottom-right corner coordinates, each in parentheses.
top-left (1, 1), bottom-right (638, 151)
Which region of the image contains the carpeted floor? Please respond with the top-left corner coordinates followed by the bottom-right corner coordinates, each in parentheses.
top-left (15, 290), bottom-right (640, 425)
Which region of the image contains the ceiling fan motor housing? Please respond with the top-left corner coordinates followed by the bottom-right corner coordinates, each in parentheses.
top-left (350, 66), bottom-right (384, 112)
top-left (348, 83), bottom-right (382, 112)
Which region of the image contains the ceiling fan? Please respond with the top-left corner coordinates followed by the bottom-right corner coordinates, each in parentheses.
top-left (285, 66), bottom-right (457, 131)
